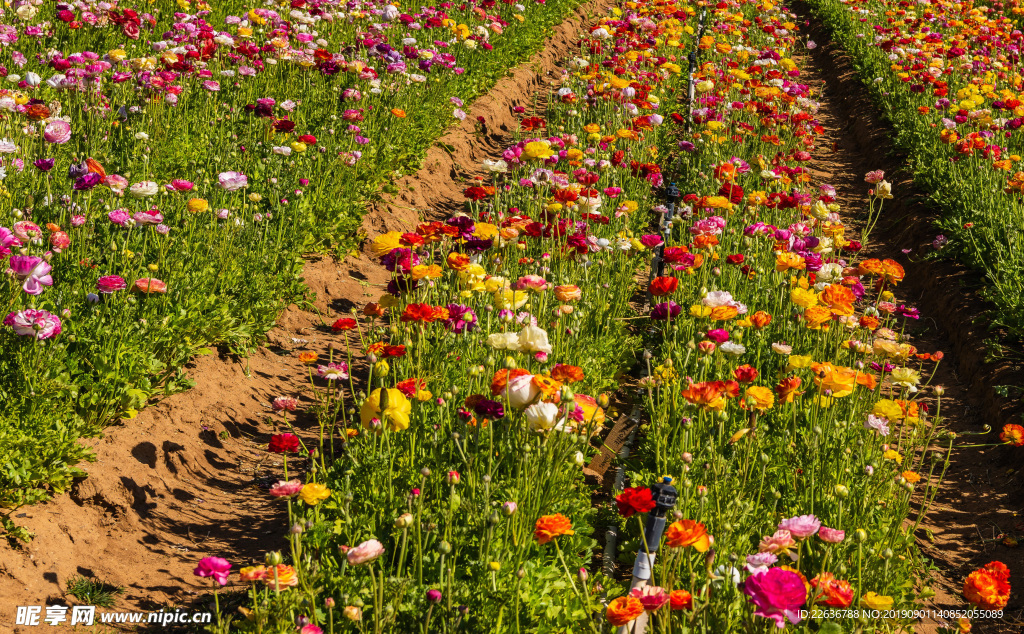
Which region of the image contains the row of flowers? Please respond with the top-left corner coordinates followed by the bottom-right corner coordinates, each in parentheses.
top-left (799, 0), bottom-right (1024, 347)
top-left (0, 0), bottom-right (593, 515)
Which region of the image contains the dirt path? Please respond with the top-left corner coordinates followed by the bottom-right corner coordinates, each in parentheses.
top-left (0, 0), bottom-right (613, 625)
top-left (792, 5), bottom-right (1024, 631)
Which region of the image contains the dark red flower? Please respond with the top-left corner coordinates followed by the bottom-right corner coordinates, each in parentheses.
top-left (332, 318), bottom-right (357, 332)
top-left (268, 433), bottom-right (300, 454)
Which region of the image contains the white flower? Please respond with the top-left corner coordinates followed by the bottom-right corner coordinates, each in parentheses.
top-left (134, 132), bottom-right (150, 141)
top-left (487, 332), bottom-right (520, 351)
top-left (272, 146), bottom-right (292, 156)
top-left (516, 325), bottom-right (552, 354)
top-left (506, 374), bottom-right (539, 410)
top-left (719, 342), bottom-right (746, 356)
top-left (524, 402), bottom-right (559, 432)
top-left (482, 159), bottom-right (508, 173)
top-left (128, 181), bottom-right (159, 197)
top-left (0, 139), bottom-right (18, 153)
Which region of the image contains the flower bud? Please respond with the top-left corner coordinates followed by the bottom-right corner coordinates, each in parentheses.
top-left (265, 551), bottom-right (283, 566)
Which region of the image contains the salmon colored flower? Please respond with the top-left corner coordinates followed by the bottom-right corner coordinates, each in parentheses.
top-left (534, 514), bottom-right (574, 544)
top-left (264, 564), bottom-right (299, 590)
top-left (133, 278), bottom-right (167, 293)
top-left (606, 596), bottom-right (644, 626)
top-left (239, 566), bottom-right (267, 582)
top-left (665, 520), bottom-right (710, 551)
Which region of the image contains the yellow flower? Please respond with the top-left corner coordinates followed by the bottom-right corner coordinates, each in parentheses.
top-left (883, 449), bottom-right (903, 464)
top-left (370, 231), bottom-right (403, 257)
top-left (108, 49), bottom-right (128, 61)
top-left (872, 399), bottom-right (904, 421)
top-left (360, 388), bottom-right (412, 432)
top-left (493, 288), bottom-right (529, 310)
top-left (689, 304), bottom-right (713, 318)
top-left (790, 287), bottom-right (818, 309)
top-left (187, 198), bottom-right (210, 213)
top-left (743, 386), bottom-right (775, 411)
top-left (290, 141), bottom-right (307, 153)
top-left (299, 483), bottom-right (331, 505)
top-left (860, 592), bottom-right (894, 610)
top-left (786, 354), bottom-right (813, 370)
top-left (523, 141), bottom-right (555, 160)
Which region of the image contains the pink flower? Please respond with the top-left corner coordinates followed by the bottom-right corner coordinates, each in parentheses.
top-left (778, 514), bottom-right (821, 540)
top-left (269, 479), bottom-right (304, 497)
top-left (8, 255), bottom-right (53, 295)
top-left (630, 585), bottom-right (670, 611)
top-left (4, 309), bottom-right (62, 340)
top-left (108, 209), bottom-right (132, 226)
top-left (43, 120), bottom-right (72, 144)
top-left (299, 626), bottom-right (323, 634)
top-left (316, 363), bottom-right (349, 381)
top-left (346, 539), bottom-right (385, 565)
top-left (272, 396), bottom-right (298, 411)
top-left (745, 552), bottom-right (778, 574)
top-left (818, 527), bottom-right (846, 543)
top-left (71, 215), bottom-right (87, 227)
top-left (742, 567), bottom-right (806, 628)
top-left (758, 530), bottom-right (797, 561)
top-left (514, 275), bottom-right (547, 291)
top-left (217, 171), bottom-right (248, 191)
top-left (96, 275), bottom-right (127, 293)
top-left (864, 170), bottom-right (885, 184)
top-left (170, 179), bottom-right (194, 191)
top-left (193, 556), bottom-right (231, 586)
top-left (134, 209), bottom-right (164, 225)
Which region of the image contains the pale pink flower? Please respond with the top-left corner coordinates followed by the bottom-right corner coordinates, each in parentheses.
top-left (269, 479), bottom-right (304, 498)
top-left (778, 514), bottom-right (821, 539)
top-left (818, 527), bottom-right (846, 543)
top-left (630, 585), bottom-right (670, 611)
top-left (346, 539), bottom-right (385, 565)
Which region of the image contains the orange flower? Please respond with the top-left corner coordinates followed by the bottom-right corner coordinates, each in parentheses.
top-left (963, 562), bottom-right (1010, 610)
top-left (665, 520), bottom-right (710, 551)
top-left (553, 285), bottom-right (582, 302)
top-left (550, 364), bottom-right (584, 384)
top-left (531, 374), bottom-right (562, 398)
top-left (391, 108), bottom-right (407, 118)
top-left (447, 252), bottom-right (471, 271)
top-left (775, 252), bottom-right (806, 272)
top-left (669, 589), bottom-right (693, 610)
top-left (750, 311), bottom-right (772, 328)
top-left (297, 351), bottom-right (319, 365)
top-left (803, 305), bottom-right (832, 329)
top-left (710, 305), bottom-right (739, 321)
top-left (239, 566), bottom-right (267, 582)
top-left (363, 302), bottom-right (386, 317)
top-left (401, 303), bottom-right (437, 323)
top-left (533, 514), bottom-right (574, 544)
top-left (1000, 424), bottom-right (1024, 447)
top-left (650, 276), bottom-right (679, 297)
top-left (606, 596), bottom-right (644, 626)
top-left (820, 284), bottom-right (855, 316)
top-left (264, 564), bottom-right (299, 590)
top-left (775, 376), bottom-right (803, 403)
top-left (859, 315), bottom-right (880, 330)
top-left (811, 573), bottom-right (854, 608)
top-left (681, 382), bottom-right (726, 411)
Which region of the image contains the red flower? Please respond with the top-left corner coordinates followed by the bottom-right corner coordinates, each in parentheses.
top-left (401, 303), bottom-right (437, 323)
top-left (733, 365), bottom-right (759, 383)
top-left (397, 378), bottom-right (427, 397)
top-left (726, 254), bottom-right (745, 265)
top-left (268, 433), bottom-right (300, 454)
top-left (615, 486), bottom-right (656, 518)
top-left (650, 276), bottom-right (679, 297)
top-left (383, 345), bottom-right (407, 358)
top-left (332, 318), bottom-right (357, 332)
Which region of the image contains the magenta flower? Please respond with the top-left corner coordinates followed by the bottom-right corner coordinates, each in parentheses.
top-left (108, 209), bottom-right (132, 226)
top-left (8, 255), bottom-right (53, 295)
top-left (193, 557), bottom-right (231, 586)
top-left (650, 301), bottom-right (681, 321)
top-left (706, 328), bottom-right (730, 343)
top-left (442, 304), bottom-right (477, 334)
top-left (4, 309), bottom-right (62, 340)
top-left (777, 514), bottom-right (821, 540)
top-left (426, 589), bottom-right (443, 603)
top-left (742, 567), bottom-right (806, 628)
top-left (96, 275), bottom-right (127, 294)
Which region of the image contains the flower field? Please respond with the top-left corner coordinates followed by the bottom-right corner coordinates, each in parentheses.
top-left (2, 0), bottom-right (1020, 632)
top-left (0, 0), bottom-right (590, 515)
top-left (804, 0), bottom-right (1024, 345)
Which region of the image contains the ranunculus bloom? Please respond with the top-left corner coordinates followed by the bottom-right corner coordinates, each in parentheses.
top-left (331, 318), bottom-right (357, 332)
top-left (268, 433), bottom-right (301, 453)
top-left (347, 539), bottom-right (385, 565)
top-left (631, 585), bottom-right (669, 611)
top-left (129, 181), bottom-right (159, 197)
top-left (811, 573), bottom-right (854, 608)
top-left (218, 171), bottom-right (248, 191)
top-left (778, 514), bottom-right (821, 539)
top-left (264, 564), bottom-right (299, 589)
top-left (133, 278), bottom-right (167, 294)
top-left (650, 276), bottom-right (679, 296)
top-left (193, 557), bottom-right (231, 586)
top-left (504, 373), bottom-right (540, 410)
top-left (299, 483), bottom-right (331, 505)
top-left (553, 284), bottom-right (581, 302)
top-left (517, 325), bottom-right (552, 354)
top-left (742, 567), bottom-right (807, 628)
top-left (615, 486), bottom-right (656, 518)
top-left (4, 309), bottom-right (62, 340)
top-left (606, 596), bottom-right (644, 626)
top-left (43, 120), bottom-right (72, 144)
top-left (269, 479), bottom-right (303, 497)
top-left (8, 255), bottom-right (53, 295)
top-left (95, 275), bottom-right (127, 294)
top-left (360, 388), bottom-right (412, 432)
top-left (818, 527), bottom-right (845, 543)
top-left (665, 519), bottom-right (711, 550)
top-left (533, 513), bottom-right (573, 544)
top-left (238, 566), bottom-right (267, 582)
top-left (963, 561), bottom-right (1011, 609)
top-left (524, 401), bottom-right (560, 432)
top-left (670, 589), bottom-right (693, 610)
